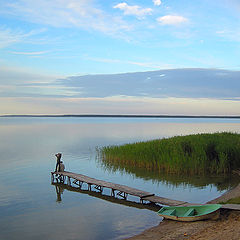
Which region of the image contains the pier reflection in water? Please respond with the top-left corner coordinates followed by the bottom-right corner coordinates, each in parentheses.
top-left (52, 182), bottom-right (161, 212)
top-left (55, 185), bottom-right (64, 202)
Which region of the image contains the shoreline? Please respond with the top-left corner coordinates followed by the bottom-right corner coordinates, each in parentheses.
top-left (127, 178), bottom-right (240, 240)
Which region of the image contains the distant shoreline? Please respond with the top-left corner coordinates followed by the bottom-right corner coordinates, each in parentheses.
top-left (1, 114), bottom-right (240, 119)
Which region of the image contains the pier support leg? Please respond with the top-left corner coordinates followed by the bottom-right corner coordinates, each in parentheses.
top-left (51, 173), bottom-right (54, 183)
top-left (111, 189), bottom-right (115, 197)
top-left (67, 176), bottom-right (71, 186)
top-left (72, 179), bottom-right (83, 189)
top-left (94, 185), bottom-right (103, 193)
top-left (88, 184), bottom-right (92, 191)
top-left (117, 191), bottom-right (128, 200)
top-left (59, 175), bottom-right (64, 183)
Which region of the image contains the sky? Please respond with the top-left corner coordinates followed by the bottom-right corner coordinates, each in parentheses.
top-left (1, 0), bottom-right (240, 115)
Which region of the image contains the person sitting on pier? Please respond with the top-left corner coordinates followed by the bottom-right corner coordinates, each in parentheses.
top-left (59, 161), bottom-right (65, 172)
top-left (55, 153), bottom-right (62, 172)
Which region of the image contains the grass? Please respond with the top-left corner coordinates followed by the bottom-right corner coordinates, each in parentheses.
top-left (98, 132), bottom-right (240, 175)
top-left (220, 197), bottom-right (240, 204)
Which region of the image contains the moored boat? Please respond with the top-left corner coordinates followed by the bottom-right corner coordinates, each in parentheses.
top-left (157, 204), bottom-right (222, 222)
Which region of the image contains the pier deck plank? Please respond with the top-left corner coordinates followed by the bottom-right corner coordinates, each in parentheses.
top-left (143, 195), bottom-right (187, 206)
top-left (52, 171), bottom-right (153, 198)
top-left (221, 204), bottom-right (240, 211)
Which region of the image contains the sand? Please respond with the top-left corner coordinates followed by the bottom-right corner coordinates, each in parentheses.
top-left (128, 210), bottom-right (240, 240)
top-left (127, 176), bottom-right (240, 240)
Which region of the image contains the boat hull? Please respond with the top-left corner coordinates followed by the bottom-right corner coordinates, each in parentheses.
top-left (158, 204), bottom-right (221, 222)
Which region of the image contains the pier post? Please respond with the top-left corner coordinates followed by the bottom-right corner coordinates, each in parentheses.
top-left (111, 189), bottom-right (115, 197)
top-left (51, 172), bottom-right (54, 183)
top-left (94, 185), bottom-right (103, 193)
top-left (67, 176), bottom-right (71, 186)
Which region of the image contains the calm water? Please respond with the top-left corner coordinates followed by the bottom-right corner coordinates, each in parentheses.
top-left (1, 117), bottom-right (240, 240)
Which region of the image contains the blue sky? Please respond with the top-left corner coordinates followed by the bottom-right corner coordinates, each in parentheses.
top-left (1, 0), bottom-right (240, 115)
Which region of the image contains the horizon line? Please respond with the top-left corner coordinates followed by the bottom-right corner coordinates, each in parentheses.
top-left (1, 114), bottom-right (240, 119)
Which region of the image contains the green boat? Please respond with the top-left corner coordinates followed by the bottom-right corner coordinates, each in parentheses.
top-left (157, 204), bottom-right (222, 222)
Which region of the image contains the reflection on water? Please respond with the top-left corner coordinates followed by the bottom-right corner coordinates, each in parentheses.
top-left (55, 185), bottom-right (64, 202)
top-left (52, 182), bottom-right (161, 212)
top-left (0, 117), bottom-right (240, 240)
top-left (99, 162), bottom-right (240, 192)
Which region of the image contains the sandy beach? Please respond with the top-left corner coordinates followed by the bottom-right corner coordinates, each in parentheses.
top-left (128, 210), bottom-right (240, 240)
top-left (128, 176), bottom-right (240, 240)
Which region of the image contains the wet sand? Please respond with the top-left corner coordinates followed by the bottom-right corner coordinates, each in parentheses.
top-left (127, 179), bottom-right (240, 240)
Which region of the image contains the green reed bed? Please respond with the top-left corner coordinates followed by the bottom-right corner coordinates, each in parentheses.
top-left (99, 132), bottom-right (240, 175)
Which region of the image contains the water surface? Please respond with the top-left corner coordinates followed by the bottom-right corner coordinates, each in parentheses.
top-left (1, 117), bottom-right (240, 240)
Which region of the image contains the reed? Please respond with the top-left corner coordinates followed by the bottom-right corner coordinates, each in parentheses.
top-left (98, 132), bottom-right (240, 175)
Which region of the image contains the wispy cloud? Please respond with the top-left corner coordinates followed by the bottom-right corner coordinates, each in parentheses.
top-left (1, 0), bottom-right (131, 37)
top-left (0, 29), bottom-right (20, 48)
top-left (157, 15), bottom-right (189, 26)
top-left (84, 56), bottom-right (172, 69)
top-left (113, 2), bottom-right (153, 19)
top-left (216, 29), bottom-right (240, 42)
top-left (0, 27), bottom-right (47, 49)
top-left (126, 60), bottom-right (172, 69)
top-left (9, 50), bottom-right (49, 55)
top-left (0, 28), bottom-right (30, 48)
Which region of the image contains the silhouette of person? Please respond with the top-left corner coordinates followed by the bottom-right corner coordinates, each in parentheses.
top-left (55, 153), bottom-right (62, 172)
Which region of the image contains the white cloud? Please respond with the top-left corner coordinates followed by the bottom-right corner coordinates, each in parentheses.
top-left (153, 0), bottom-right (162, 6)
top-left (113, 2), bottom-right (153, 19)
top-left (157, 15), bottom-right (188, 26)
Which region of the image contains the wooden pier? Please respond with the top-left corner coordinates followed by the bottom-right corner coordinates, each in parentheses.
top-left (51, 171), bottom-right (187, 206)
top-left (51, 171), bottom-right (240, 211)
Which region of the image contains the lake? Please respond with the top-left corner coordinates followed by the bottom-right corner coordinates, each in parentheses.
top-left (1, 117), bottom-right (240, 240)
